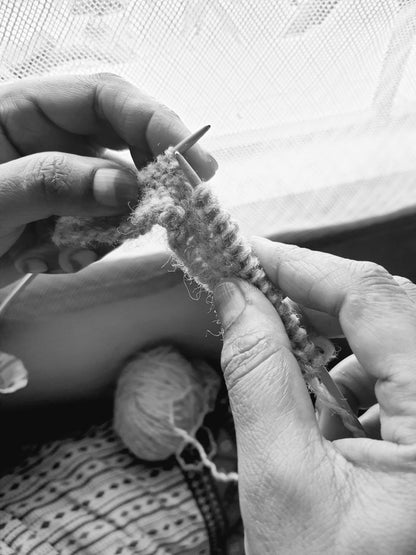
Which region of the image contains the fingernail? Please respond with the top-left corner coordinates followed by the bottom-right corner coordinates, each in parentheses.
top-left (93, 168), bottom-right (138, 207)
top-left (70, 249), bottom-right (98, 271)
top-left (59, 249), bottom-right (98, 272)
top-left (208, 154), bottom-right (219, 172)
top-left (20, 258), bottom-right (48, 274)
top-left (213, 280), bottom-right (246, 330)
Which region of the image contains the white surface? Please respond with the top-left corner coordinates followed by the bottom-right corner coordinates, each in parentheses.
top-left (1, 0), bottom-right (416, 245)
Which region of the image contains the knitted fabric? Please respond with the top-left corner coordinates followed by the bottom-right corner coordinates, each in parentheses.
top-left (52, 150), bottom-right (363, 437)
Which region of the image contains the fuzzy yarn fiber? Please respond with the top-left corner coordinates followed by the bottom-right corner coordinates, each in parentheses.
top-left (53, 149), bottom-right (363, 437)
top-left (113, 345), bottom-right (220, 461)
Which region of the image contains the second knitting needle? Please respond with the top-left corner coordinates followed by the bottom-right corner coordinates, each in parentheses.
top-left (0, 273), bottom-right (37, 318)
top-left (175, 151), bottom-right (202, 186)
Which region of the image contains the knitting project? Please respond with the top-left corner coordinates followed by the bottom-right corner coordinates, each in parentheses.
top-left (53, 149), bottom-right (363, 437)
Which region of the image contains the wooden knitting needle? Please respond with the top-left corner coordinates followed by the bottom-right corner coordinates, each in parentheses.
top-left (318, 366), bottom-right (366, 436)
top-left (175, 150), bottom-right (366, 436)
top-left (0, 272), bottom-right (37, 318)
top-left (174, 151), bottom-right (202, 185)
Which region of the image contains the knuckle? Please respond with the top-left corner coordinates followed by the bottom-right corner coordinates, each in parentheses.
top-left (394, 275), bottom-right (413, 287)
top-left (0, 95), bottom-right (21, 141)
top-left (158, 103), bottom-right (181, 123)
top-left (394, 275), bottom-right (416, 303)
top-left (401, 445), bottom-right (416, 468)
top-left (32, 153), bottom-right (71, 202)
top-left (221, 330), bottom-right (288, 391)
top-left (89, 71), bottom-right (122, 85)
top-left (0, 95), bottom-right (12, 123)
top-left (342, 260), bottom-right (403, 320)
top-left (351, 260), bottom-right (391, 289)
top-left (148, 103), bottom-right (182, 134)
top-left (88, 72), bottom-right (133, 124)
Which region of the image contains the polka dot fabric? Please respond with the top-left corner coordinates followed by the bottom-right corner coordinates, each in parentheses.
top-left (0, 422), bottom-right (227, 554)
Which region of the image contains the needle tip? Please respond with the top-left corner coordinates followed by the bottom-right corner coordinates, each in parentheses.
top-left (174, 125), bottom-right (211, 154)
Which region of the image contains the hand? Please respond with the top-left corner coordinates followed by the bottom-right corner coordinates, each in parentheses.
top-left (0, 73), bottom-right (217, 286)
top-left (213, 237), bottom-right (416, 554)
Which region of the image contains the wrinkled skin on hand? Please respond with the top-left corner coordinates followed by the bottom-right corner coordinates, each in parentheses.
top-left (0, 73), bottom-right (217, 287)
top-left (214, 237), bottom-right (416, 554)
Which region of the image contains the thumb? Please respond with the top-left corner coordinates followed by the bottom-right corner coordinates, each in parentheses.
top-left (213, 279), bottom-right (323, 472)
top-left (214, 280), bottom-right (344, 550)
top-left (0, 151), bottom-right (139, 231)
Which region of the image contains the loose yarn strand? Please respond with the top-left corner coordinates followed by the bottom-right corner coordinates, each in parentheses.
top-left (175, 428), bottom-right (238, 483)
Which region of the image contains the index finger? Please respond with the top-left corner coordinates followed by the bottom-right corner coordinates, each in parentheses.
top-left (252, 237), bottom-right (416, 445)
top-left (0, 74), bottom-right (217, 179)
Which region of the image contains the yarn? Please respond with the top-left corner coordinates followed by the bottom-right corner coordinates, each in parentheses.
top-left (53, 149), bottom-right (365, 438)
top-left (52, 215), bottom-right (128, 248)
top-left (113, 345), bottom-right (221, 461)
top-left (52, 150), bottom-right (185, 249)
top-left (175, 428), bottom-right (238, 483)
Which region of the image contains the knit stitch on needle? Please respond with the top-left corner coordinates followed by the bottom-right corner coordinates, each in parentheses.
top-left (53, 149), bottom-right (364, 437)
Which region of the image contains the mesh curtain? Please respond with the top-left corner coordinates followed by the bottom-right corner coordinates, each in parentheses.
top-left (1, 0), bottom-right (416, 242)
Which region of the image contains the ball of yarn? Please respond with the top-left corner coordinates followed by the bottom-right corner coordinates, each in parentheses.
top-left (113, 345), bottom-right (221, 461)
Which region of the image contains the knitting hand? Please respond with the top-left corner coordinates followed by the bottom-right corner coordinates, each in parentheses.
top-left (0, 74), bottom-right (216, 286)
top-left (214, 237), bottom-right (416, 554)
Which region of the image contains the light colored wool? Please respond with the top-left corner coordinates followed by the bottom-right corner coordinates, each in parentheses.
top-left (53, 149), bottom-right (364, 437)
top-left (113, 345), bottom-right (221, 461)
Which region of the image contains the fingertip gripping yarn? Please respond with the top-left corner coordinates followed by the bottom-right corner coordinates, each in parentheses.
top-left (54, 148), bottom-right (363, 438)
top-left (52, 150), bottom-right (185, 249)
